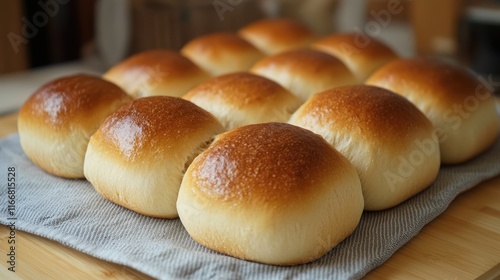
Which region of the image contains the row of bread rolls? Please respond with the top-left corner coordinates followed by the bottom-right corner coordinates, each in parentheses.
top-left (17, 17), bottom-right (499, 266)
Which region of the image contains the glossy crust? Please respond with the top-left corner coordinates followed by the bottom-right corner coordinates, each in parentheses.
top-left (183, 72), bottom-right (302, 129)
top-left (366, 58), bottom-right (500, 164)
top-left (289, 85), bottom-right (440, 210)
top-left (18, 74), bottom-right (132, 178)
top-left (238, 18), bottom-right (315, 55)
top-left (177, 122), bottom-right (364, 265)
top-left (103, 49), bottom-right (211, 98)
top-left (181, 32), bottom-right (265, 76)
top-left (311, 33), bottom-right (398, 82)
top-left (84, 96), bottom-right (225, 218)
top-left (250, 49), bottom-right (357, 101)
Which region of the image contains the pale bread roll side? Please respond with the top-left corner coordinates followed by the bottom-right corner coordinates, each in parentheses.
top-left (84, 96), bottom-right (225, 218)
top-left (366, 58), bottom-right (499, 164)
top-left (289, 85), bottom-right (440, 210)
top-left (177, 122), bottom-right (364, 265)
top-left (18, 74), bottom-right (132, 178)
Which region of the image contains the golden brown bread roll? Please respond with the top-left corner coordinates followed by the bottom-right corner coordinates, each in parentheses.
top-left (177, 122), bottom-right (364, 265)
top-left (250, 49), bottom-right (357, 101)
top-left (103, 49), bottom-right (210, 98)
top-left (366, 58), bottom-right (499, 164)
top-left (181, 32), bottom-right (265, 76)
top-left (183, 72), bottom-right (302, 130)
top-left (289, 85), bottom-right (440, 210)
top-left (84, 96), bottom-right (225, 218)
top-left (17, 74), bottom-right (132, 178)
top-left (311, 33), bottom-right (398, 82)
top-left (238, 18), bottom-right (315, 55)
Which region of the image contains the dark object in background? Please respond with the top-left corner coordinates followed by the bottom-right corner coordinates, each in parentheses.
top-left (458, 4), bottom-right (500, 94)
top-left (23, 0), bottom-right (95, 69)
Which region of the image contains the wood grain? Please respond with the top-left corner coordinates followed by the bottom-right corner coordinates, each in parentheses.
top-left (366, 176), bottom-right (500, 279)
top-left (0, 113), bottom-right (18, 136)
top-left (1, 112), bottom-right (499, 279)
top-left (0, 112), bottom-right (153, 279)
top-left (0, 230), bottom-right (153, 280)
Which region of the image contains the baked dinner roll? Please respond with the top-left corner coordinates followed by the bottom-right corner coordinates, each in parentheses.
top-left (18, 74), bottom-right (132, 178)
top-left (84, 96), bottom-right (225, 218)
top-left (103, 49), bottom-right (210, 98)
top-left (366, 58), bottom-right (500, 164)
top-left (289, 85), bottom-right (440, 210)
top-left (311, 33), bottom-right (398, 82)
top-left (238, 18), bottom-right (315, 55)
top-left (181, 32), bottom-right (265, 76)
top-left (177, 122), bottom-right (364, 265)
top-left (183, 72), bottom-right (302, 130)
top-left (250, 49), bottom-right (357, 101)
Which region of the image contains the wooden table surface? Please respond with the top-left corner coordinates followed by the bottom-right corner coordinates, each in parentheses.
top-left (1, 112), bottom-right (499, 280)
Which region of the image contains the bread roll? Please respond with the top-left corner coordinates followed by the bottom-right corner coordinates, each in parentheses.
top-left (177, 122), bottom-right (364, 265)
top-left (18, 74), bottom-right (132, 178)
top-left (238, 18), bottom-right (315, 55)
top-left (181, 32), bottom-right (265, 76)
top-left (250, 49), bottom-right (357, 101)
top-left (366, 58), bottom-right (499, 164)
top-left (289, 85), bottom-right (440, 210)
top-left (183, 72), bottom-right (302, 130)
top-left (103, 49), bottom-right (210, 98)
top-left (311, 33), bottom-right (398, 82)
top-left (84, 96), bottom-right (225, 218)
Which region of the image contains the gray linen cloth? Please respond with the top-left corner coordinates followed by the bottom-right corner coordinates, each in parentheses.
top-left (1, 133), bottom-right (500, 280)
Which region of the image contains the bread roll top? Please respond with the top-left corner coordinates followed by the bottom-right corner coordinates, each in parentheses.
top-left (239, 18), bottom-right (315, 55)
top-left (92, 96), bottom-right (224, 162)
top-left (19, 74), bottom-right (131, 132)
top-left (289, 85), bottom-right (440, 210)
top-left (292, 85), bottom-right (434, 152)
top-left (366, 57), bottom-right (491, 110)
top-left (178, 122), bottom-right (363, 265)
top-left (181, 32), bottom-right (264, 76)
top-left (183, 72), bottom-right (302, 130)
top-left (366, 57), bottom-right (500, 164)
top-left (312, 33), bottom-right (398, 82)
top-left (18, 74), bottom-right (132, 178)
top-left (251, 49), bottom-right (356, 101)
top-left (103, 49), bottom-right (210, 98)
top-left (187, 122), bottom-right (354, 206)
top-left (184, 72), bottom-right (299, 108)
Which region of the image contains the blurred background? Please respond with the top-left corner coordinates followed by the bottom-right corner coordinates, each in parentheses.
top-left (0, 0), bottom-right (499, 113)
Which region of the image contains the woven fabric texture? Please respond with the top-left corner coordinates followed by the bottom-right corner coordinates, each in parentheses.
top-left (1, 134), bottom-right (499, 279)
